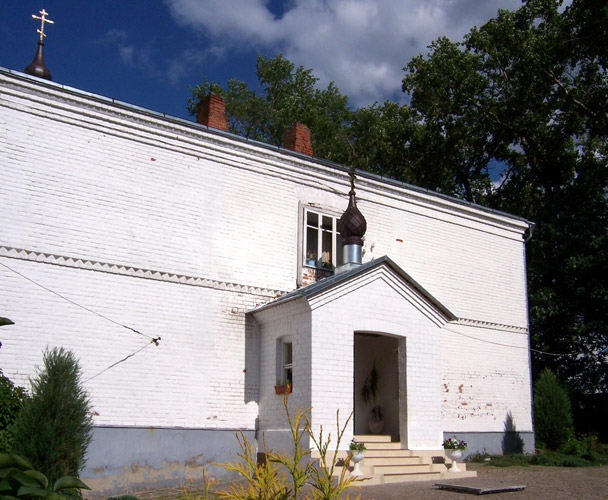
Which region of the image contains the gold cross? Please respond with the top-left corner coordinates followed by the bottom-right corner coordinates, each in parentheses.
top-left (32, 9), bottom-right (54, 42)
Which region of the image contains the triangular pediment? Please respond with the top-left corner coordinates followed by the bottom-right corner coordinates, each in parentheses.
top-left (251, 256), bottom-right (456, 327)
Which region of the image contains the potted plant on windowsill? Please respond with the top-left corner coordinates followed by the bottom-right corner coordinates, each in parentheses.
top-left (306, 252), bottom-right (317, 266)
top-left (443, 436), bottom-right (467, 472)
top-left (274, 379), bottom-right (292, 394)
top-left (361, 361), bottom-right (384, 434)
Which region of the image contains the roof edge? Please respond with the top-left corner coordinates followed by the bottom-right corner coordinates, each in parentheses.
top-left (0, 66), bottom-right (531, 230)
top-left (249, 256), bottom-right (456, 322)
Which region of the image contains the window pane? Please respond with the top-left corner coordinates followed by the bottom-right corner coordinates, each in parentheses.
top-left (306, 226), bottom-right (318, 261)
top-left (321, 215), bottom-right (333, 231)
top-left (337, 233), bottom-right (343, 266)
top-left (284, 342), bottom-right (292, 365)
top-left (283, 342), bottom-right (293, 384)
top-left (321, 230), bottom-right (332, 267)
top-left (307, 211), bottom-right (318, 227)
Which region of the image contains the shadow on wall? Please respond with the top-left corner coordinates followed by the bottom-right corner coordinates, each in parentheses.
top-left (502, 411), bottom-right (524, 454)
top-left (244, 315), bottom-right (260, 404)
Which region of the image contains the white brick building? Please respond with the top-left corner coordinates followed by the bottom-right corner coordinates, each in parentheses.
top-left (0, 66), bottom-right (533, 495)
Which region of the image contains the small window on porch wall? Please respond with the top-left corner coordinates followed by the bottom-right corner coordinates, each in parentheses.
top-left (276, 337), bottom-right (293, 386)
top-left (304, 209), bottom-right (343, 270)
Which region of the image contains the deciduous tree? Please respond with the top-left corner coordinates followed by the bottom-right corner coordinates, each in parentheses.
top-left (402, 0), bottom-right (608, 392)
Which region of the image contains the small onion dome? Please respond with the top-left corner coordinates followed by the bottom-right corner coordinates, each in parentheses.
top-left (24, 41), bottom-right (52, 80)
top-left (338, 189), bottom-right (367, 246)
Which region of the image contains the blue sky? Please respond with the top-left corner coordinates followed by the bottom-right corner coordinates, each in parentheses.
top-left (1, 1), bottom-right (522, 122)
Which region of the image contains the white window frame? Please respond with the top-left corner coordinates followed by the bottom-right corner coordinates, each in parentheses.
top-left (302, 207), bottom-right (343, 270)
top-left (276, 336), bottom-right (293, 386)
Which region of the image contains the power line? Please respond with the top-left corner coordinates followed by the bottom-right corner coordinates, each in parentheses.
top-left (0, 260), bottom-right (160, 345)
top-left (83, 342), bottom-right (155, 383)
top-left (443, 326), bottom-right (576, 358)
top-left (1, 258), bottom-right (162, 382)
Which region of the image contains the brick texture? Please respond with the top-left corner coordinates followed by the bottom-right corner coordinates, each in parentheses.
top-left (196, 93), bottom-right (228, 131)
top-left (0, 70), bottom-right (532, 443)
top-left (283, 123), bottom-right (313, 156)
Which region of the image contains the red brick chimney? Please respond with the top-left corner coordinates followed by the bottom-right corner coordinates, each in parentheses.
top-left (196, 93), bottom-right (228, 131)
top-left (283, 123), bottom-right (313, 156)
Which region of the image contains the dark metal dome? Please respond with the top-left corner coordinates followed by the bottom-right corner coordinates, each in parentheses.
top-left (338, 189), bottom-right (367, 245)
top-left (24, 42), bottom-right (52, 80)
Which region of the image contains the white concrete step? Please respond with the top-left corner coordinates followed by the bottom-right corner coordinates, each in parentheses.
top-left (343, 436), bottom-right (476, 485)
top-left (363, 455), bottom-right (423, 466)
top-left (371, 463), bottom-right (445, 475)
top-left (361, 441), bottom-right (403, 450)
top-left (353, 434), bottom-right (392, 443)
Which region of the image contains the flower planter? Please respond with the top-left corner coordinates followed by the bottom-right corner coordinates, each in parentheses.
top-left (274, 384), bottom-right (292, 395)
top-left (445, 449), bottom-right (463, 472)
top-left (349, 450), bottom-right (365, 476)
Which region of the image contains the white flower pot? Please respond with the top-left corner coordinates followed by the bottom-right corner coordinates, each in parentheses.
top-left (350, 450), bottom-right (365, 476)
top-left (445, 449), bottom-right (463, 472)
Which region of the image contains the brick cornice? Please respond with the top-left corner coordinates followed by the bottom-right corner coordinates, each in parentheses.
top-left (0, 246), bottom-right (286, 299)
top-left (452, 317), bottom-right (529, 334)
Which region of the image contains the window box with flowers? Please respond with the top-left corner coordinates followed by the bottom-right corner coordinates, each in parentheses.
top-left (274, 380), bottom-right (292, 395)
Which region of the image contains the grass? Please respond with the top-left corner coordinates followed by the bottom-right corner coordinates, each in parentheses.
top-left (467, 435), bottom-right (608, 468)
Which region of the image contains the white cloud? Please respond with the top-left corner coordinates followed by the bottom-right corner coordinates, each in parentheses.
top-left (164, 0), bottom-right (523, 105)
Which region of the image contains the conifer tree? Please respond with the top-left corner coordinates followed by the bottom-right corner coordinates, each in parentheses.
top-left (11, 347), bottom-right (93, 483)
top-left (533, 367), bottom-right (573, 450)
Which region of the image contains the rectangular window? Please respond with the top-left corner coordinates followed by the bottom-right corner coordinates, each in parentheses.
top-left (276, 337), bottom-right (293, 386)
top-left (304, 208), bottom-right (343, 269)
top-left (282, 341), bottom-right (292, 384)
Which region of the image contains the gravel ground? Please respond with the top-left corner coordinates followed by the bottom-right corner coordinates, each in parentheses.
top-left (352, 464), bottom-right (608, 500)
top-left (128, 464), bottom-right (608, 500)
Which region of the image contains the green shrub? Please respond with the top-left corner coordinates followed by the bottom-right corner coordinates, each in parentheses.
top-left (11, 347), bottom-right (93, 485)
top-left (0, 451), bottom-right (90, 499)
top-left (530, 451), bottom-right (593, 467)
top-left (533, 368), bottom-right (574, 451)
top-left (0, 368), bottom-right (27, 450)
top-left (467, 434), bottom-right (608, 469)
top-left (466, 453), bottom-right (532, 467)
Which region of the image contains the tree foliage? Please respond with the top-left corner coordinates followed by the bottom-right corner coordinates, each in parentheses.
top-left (403, 0), bottom-right (607, 393)
top-left (11, 347), bottom-right (93, 485)
top-left (534, 368), bottom-right (574, 450)
top-left (0, 369), bottom-right (27, 450)
top-left (189, 54), bottom-right (352, 162)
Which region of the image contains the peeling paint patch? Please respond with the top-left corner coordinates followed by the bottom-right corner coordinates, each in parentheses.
top-left (83, 456), bottom-right (231, 498)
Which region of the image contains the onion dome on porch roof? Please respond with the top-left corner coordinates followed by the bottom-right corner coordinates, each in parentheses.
top-left (338, 188), bottom-right (367, 246)
top-left (338, 166), bottom-right (367, 246)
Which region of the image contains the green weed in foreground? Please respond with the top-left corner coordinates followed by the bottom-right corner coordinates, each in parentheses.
top-left (178, 395), bottom-right (363, 500)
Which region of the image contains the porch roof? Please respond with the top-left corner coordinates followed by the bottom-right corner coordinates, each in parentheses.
top-left (249, 255), bottom-right (456, 321)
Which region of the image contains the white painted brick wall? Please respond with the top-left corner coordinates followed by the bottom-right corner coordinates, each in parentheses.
top-left (0, 71), bottom-right (531, 435)
top-left (0, 257), bottom-right (259, 429)
top-left (441, 324), bottom-right (533, 433)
